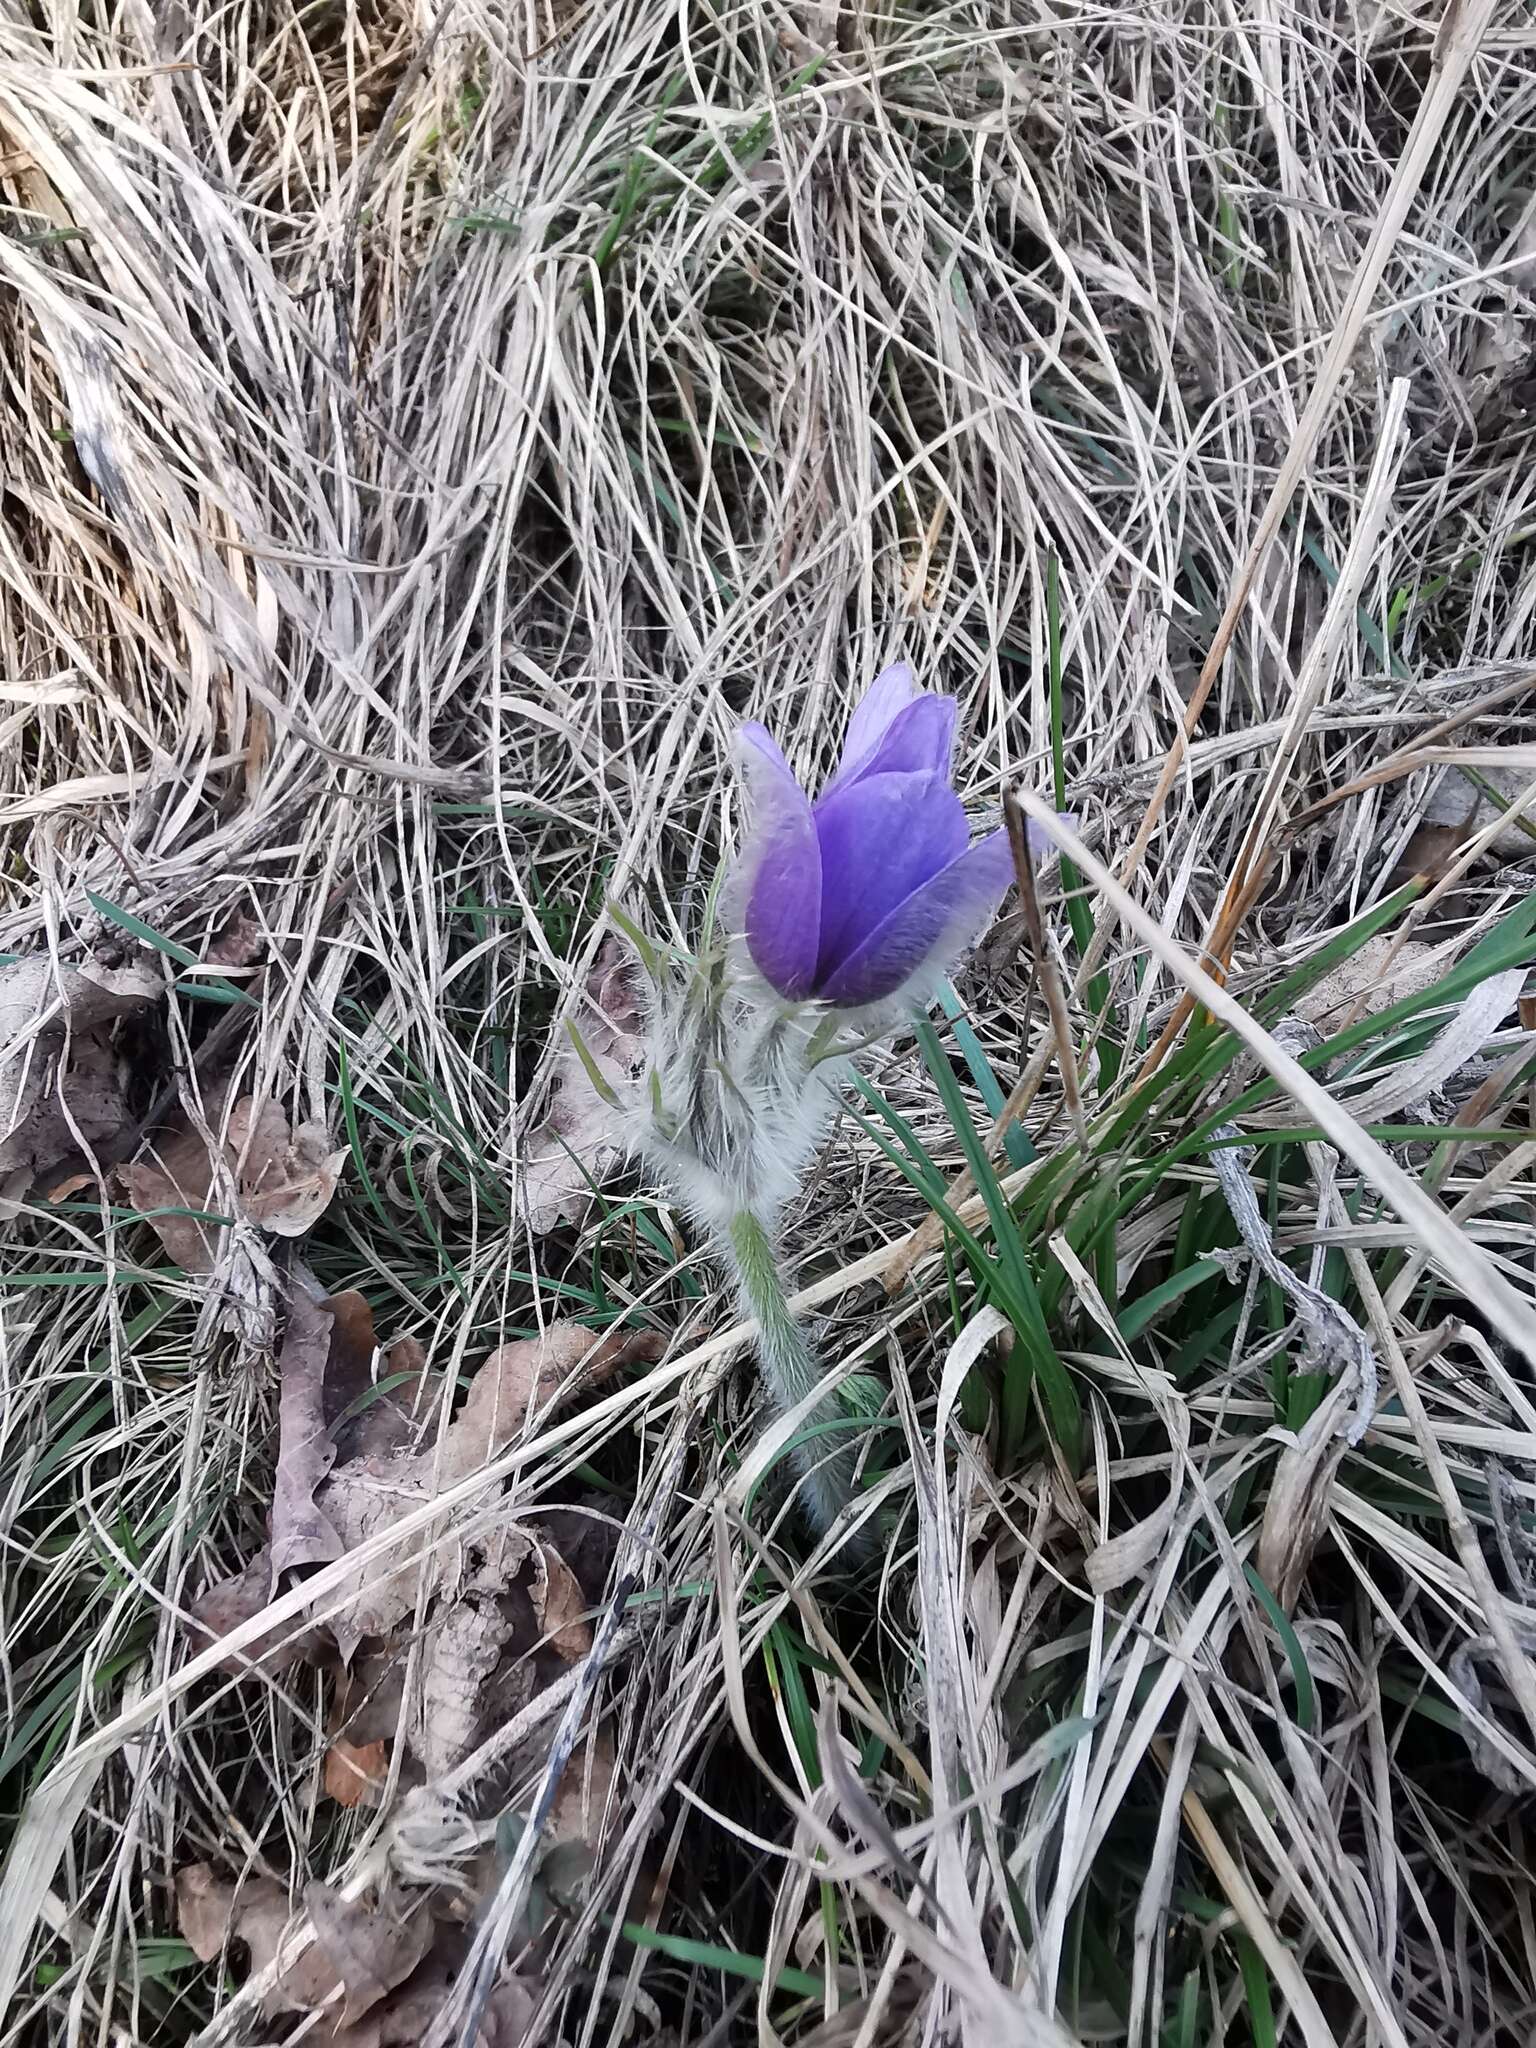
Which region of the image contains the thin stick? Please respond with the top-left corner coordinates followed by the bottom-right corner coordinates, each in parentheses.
top-left (1004, 789), bottom-right (1085, 1149)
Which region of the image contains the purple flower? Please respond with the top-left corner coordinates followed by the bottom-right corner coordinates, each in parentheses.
top-left (736, 662), bottom-right (1041, 1009)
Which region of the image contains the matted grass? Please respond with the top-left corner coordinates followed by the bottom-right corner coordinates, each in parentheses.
top-left (3, 1), bottom-right (1536, 2043)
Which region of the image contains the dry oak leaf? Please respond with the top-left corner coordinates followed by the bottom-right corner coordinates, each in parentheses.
top-left (194, 1287), bottom-right (444, 1668)
top-left (186, 1542), bottom-right (317, 1677)
top-left (0, 955), bottom-right (159, 1186)
top-left (547, 1724), bottom-right (619, 1849)
top-left (315, 1322), bottom-right (664, 1649)
top-left (174, 1865), bottom-right (337, 2011)
top-left (303, 1882), bottom-right (435, 2026)
top-left (519, 938), bottom-right (644, 1233)
top-left (189, 1320), bottom-right (664, 1676)
top-left (175, 1865), bottom-right (433, 2025)
top-left (121, 1092), bottom-right (346, 1271)
top-left (539, 1542), bottom-right (592, 1662)
top-left (330, 1960), bottom-right (537, 2048)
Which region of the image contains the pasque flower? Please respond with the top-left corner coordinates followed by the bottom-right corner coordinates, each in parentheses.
top-left (737, 662), bottom-right (1035, 1008)
top-left (633, 659), bottom-right (1056, 1554)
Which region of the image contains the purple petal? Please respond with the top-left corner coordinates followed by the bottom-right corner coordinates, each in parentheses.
top-left (826, 661), bottom-right (919, 792)
top-left (846, 694), bottom-right (957, 785)
top-left (737, 723), bottom-right (821, 999)
top-left (820, 827), bottom-right (1016, 1008)
top-left (812, 770), bottom-right (968, 984)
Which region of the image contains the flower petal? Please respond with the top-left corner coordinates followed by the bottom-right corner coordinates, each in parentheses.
top-left (812, 770), bottom-right (968, 985)
top-left (737, 723), bottom-right (821, 999)
top-left (849, 694), bottom-right (957, 784)
top-left (826, 661), bottom-right (919, 792)
top-left (819, 827), bottom-right (1016, 1008)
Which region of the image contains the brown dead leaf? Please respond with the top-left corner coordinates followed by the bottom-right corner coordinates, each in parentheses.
top-left (324, 1735), bottom-right (390, 1809)
top-left (186, 1544), bottom-right (313, 1676)
top-left (272, 1289), bottom-right (346, 1582)
top-left (519, 938), bottom-right (644, 1233)
top-left (445, 1322), bottom-right (663, 1477)
top-left (193, 1323), bottom-right (661, 1784)
top-left (303, 1882), bottom-right (435, 2026)
top-left (538, 1543), bottom-right (591, 1662)
top-left (535, 1495), bottom-right (624, 1603)
top-left (329, 1959), bottom-right (537, 2048)
top-left (1422, 763), bottom-right (1536, 862)
top-left (1385, 816), bottom-right (1478, 893)
top-left (178, 1868), bottom-right (437, 2024)
top-left (547, 1726), bottom-right (618, 1847)
top-left (175, 1864), bottom-right (338, 2011)
top-left (316, 1323), bottom-right (662, 1647)
top-left (118, 1112), bottom-right (225, 1269)
top-left (332, 1648), bottom-right (409, 1744)
top-left (326, 1300), bottom-right (440, 1463)
top-left (206, 909), bottom-right (265, 969)
top-left (0, 956), bottom-right (159, 1186)
top-left (121, 1090), bottom-right (346, 1271)
top-left (323, 1289), bottom-right (385, 1446)
top-left (176, 1861), bottom-right (247, 1962)
top-left (234, 1098), bottom-right (348, 1236)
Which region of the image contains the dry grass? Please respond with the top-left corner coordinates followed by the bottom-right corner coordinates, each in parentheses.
top-left (4, 0), bottom-right (1536, 2042)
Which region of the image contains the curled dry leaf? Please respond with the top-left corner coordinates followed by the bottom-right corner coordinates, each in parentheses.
top-left (1257, 1375), bottom-right (1359, 1612)
top-left (539, 1542), bottom-right (592, 1662)
top-left (519, 937), bottom-right (645, 1233)
top-left (271, 1288), bottom-right (346, 1580)
top-left (121, 1089), bottom-right (347, 1271)
top-left (0, 955), bottom-right (159, 1188)
top-left (176, 1865), bottom-right (434, 2025)
top-left (270, 1282), bottom-right (443, 1591)
top-left (303, 1882), bottom-right (436, 2026)
top-left (547, 1725), bottom-right (618, 1848)
top-left (189, 1293), bottom-right (439, 1673)
top-left (316, 1322), bottom-right (663, 1650)
top-left (192, 1318), bottom-right (663, 1682)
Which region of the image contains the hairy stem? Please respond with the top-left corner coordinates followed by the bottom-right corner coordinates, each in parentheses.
top-left (723, 1208), bottom-right (868, 1545)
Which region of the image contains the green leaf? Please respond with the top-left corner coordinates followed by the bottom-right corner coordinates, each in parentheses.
top-left (1234, 1932), bottom-right (1277, 2048)
top-left (1243, 1566), bottom-right (1317, 1734)
top-left (565, 1018), bottom-right (622, 1108)
top-left (914, 1019), bottom-right (1081, 1463)
top-left (938, 983), bottom-right (1034, 1166)
top-left (612, 1920), bottom-right (825, 1998)
top-left (1116, 1259), bottom-right (1229, 1341)
top-left (85, 890), bottom-right (257, 1006)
